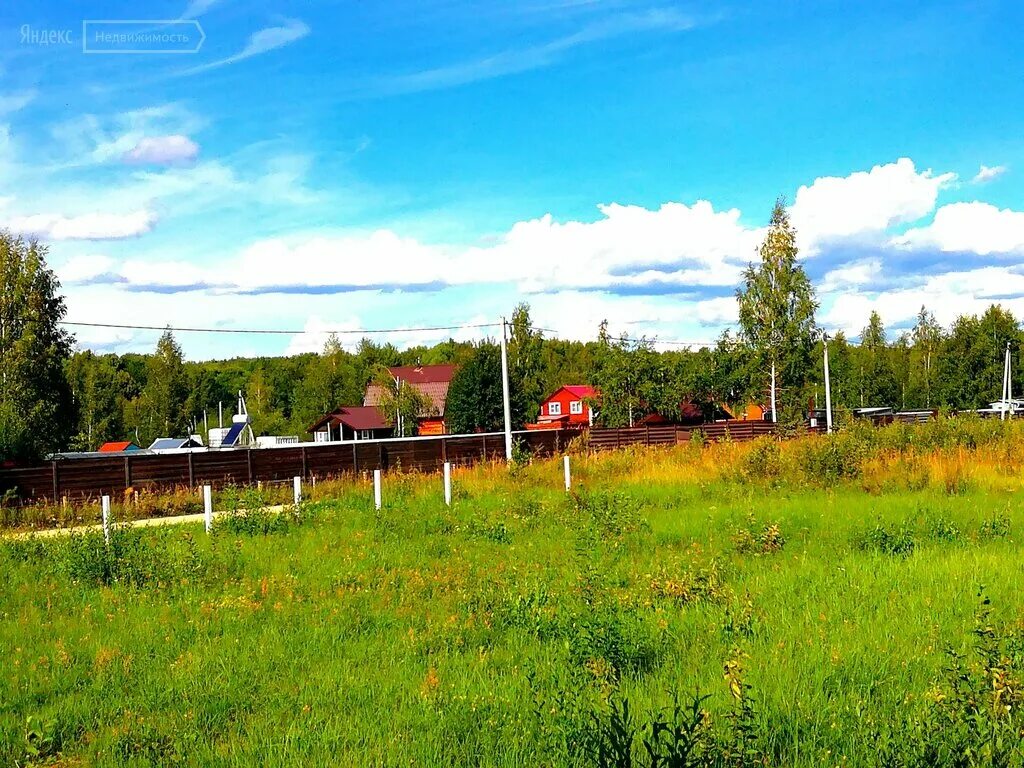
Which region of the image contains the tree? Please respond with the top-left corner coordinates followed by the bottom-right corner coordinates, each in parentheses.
top-left (0, 233), bottom-right (74, 460)
top-left (508, 303), bottom-right (544, 423)
top-left (136, 330), bottom-right (188, 444)
top-left (66, 352), bottom-right (125, 450)
top-left (446, 343), bottom-right (523, 433)
top-left (293, 334), bottom-right (363, 429)
top-left (371, 364), bottom-right (431, 437)
top-left (737, 198), bottom-right (818, 423)
top-left (910, 306), bottom-right (943, 408)
top-left (854, 311), bottom-right (900, 407)
top-left (938, 306), bottom-right (1022, 409)
top-left (592, 328), bottom-right (671, 427)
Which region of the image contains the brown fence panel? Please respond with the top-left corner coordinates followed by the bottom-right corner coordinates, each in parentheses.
top-left (304, 443), bottom-right (356, 478)
top-left (522, 430), bottom-right (561, 457)
top-left (192, 450), bottom-right (251, 486)
top-left (129, 453), bottom-right (192, 489)
top-left (53, 457), bottom-right (125, 498)
top-left (444, 436), bottom-right (487, 466)
top-left (0, 466), bottom-right (53, 500)
top-left (249, 447), bottom-right (303, 483)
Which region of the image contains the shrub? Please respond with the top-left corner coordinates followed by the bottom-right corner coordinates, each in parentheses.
top-left (857, 523), bottom-right (916, 557)
top-left (979, 510), bottom-right (1011, 540)
top-left (743, 437), bottom-right (783, 480)
top-left (732, 515), bottom-right (785, 555)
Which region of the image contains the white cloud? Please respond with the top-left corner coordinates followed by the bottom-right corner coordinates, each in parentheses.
top-left (0, 90), bottom-right (37, 115)
top-left (58, 254), bottom-right (117, 283)
top-left (180, 19), bottom-right (309, 75)
top-left (973, 164), bottom-right (1007, 184)
top-left (7, 210), bottom-right (156, 240)
top-left (791, 158), bottom-right (955, 254)
top-left (893, 202), bottom-right (1024, 255)
top-left (818, 258), bottom-right (883, 293)
top-left (68, 199), bottom-right (761, 294)
top-left (123, 135), bottom-right (199, 165)
top-left (284, 316), bottom-right (364, 355)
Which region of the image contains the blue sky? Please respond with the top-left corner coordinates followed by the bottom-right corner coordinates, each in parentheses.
top-left (1, 0), bottom-right (1023, 358)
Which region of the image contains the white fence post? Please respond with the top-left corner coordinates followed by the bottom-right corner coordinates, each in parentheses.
top-left (374, 469), bottom-right (382, 510)
top-left (443, 461), bottom-right (452, 507)
top-left (293, 476), bottom-right (302, 506)
top-left (203, 485), bottom-right (213, 533)
top-left (101, 495), bottom-right (111, 545)
top-left (563, 455), bottom-right (571, 492)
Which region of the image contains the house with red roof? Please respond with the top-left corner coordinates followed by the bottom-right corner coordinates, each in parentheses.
top-left (528, 385), bottom-right (597, 430)
top-left (308, 406), bottom-right (394, 442)
top-left (363, 364), bottom-right (456, 435)
top-left (98, 440), bottom-right (141, 453)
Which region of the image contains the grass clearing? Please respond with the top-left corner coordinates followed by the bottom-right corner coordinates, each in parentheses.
top-left (6, 422), bottom-right (1024, 765)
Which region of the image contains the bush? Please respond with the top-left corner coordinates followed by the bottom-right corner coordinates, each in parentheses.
top-left (742, 437), bottom-right (783, 480)
top-left (857, 523), bottom-right (916, 557)
top-left (732, 515), bottom-right (785, 555)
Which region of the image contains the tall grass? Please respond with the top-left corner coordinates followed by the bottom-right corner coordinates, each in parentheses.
top-left (5, 419), bottom-right (1024, 765)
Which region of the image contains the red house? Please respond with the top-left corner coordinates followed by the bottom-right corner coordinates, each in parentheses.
top-left (530, 385), bottom-right (597, 430)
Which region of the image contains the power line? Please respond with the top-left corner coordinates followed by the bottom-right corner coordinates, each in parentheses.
top-left (60, 320), bottom-right (502, 336)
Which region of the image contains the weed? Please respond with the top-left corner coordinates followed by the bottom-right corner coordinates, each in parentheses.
top-left (979, 510), bottom-right (1012, 540)
top-left (857, 522), bottom-right (917, 557)
top-left (732, 515), bottom-right (785, 555)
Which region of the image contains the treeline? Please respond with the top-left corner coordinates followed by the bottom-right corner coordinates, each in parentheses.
top-left (4, 203), bottom-right (1024, 462)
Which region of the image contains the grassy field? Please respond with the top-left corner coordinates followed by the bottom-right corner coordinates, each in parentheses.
top-left (6, 421), bottom-right (1024, 766)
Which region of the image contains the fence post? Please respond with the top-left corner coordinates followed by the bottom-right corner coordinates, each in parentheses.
top-left (51, 460), bottom-right (59, 501)
top-left (563, 455), bottom-right (571, 492)
top-left (373, 469), bottom-right (382, 510)
top-left (101, 495), bottom-right (111, 545)
top-left (203, 485), bottom-right (213, 533)
top-left (187, 452), bottom-right (195, 487)
top-left (443, 461), bottom-right (452, 507)
top-left (124, 456), bottom-right (132, 490)
top-left (301, 447), bottom-right (308, 479)
top-left (246, 449), bottom-right (253, 483)
top-left (293, 476), bottom-right (302, 505)
top-left (352, 442), bottom-right (359, 475)
top-left (481, 434), bottom-right (487, 460)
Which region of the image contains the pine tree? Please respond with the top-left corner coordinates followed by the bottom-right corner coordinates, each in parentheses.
top-left (0, 232), bottom-right (74, 460)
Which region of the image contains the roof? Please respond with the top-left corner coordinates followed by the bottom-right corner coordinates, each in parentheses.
top-left (545, 385), bottom-right (598, 401)
top-left (149, 437), bottom-right (202, 450)
top-left (364, 365), bottom-right (456, 416)
top-left (98, 441), bottom-right (138, 453)
top-left (309, 406), bottom-right (392, 433)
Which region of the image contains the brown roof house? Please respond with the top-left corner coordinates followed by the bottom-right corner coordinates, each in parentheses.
top-left (363, 364), bottom-right (456, 436)
top-left (309, 406), bottom-right (394, 442)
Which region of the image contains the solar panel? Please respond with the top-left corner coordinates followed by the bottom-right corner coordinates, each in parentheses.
top-left (220, 422), bottom-right (245, 446)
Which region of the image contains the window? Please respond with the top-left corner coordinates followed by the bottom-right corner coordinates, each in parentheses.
top-left (359, 429), bottom-right (373, 440)
top-left (548, 401), bottom-right (562, 416)
top-left (570, 400), bottom-right (583, 415)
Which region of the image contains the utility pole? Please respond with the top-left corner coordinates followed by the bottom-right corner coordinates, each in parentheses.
top-left (823, 333), bottom-right (833, 434)
top-left (1003, 342), bottom-right (1012, 421)
top-left (499, 316), bottom-right (513, 461)
top-left (770, 359), bottom-right (777, 423)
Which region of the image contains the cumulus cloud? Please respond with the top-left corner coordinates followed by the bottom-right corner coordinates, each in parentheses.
top-left (68, 200), bottom-right (762, 295)
top-left (123, 135), bottom-right (199, 165)
top-left (7, 210), bottom-right (157, 240)
top-left (0, 90), bottom-right (37, 115)
top-left (791, 158), bottom-right (955, 254)
top-left (973, 165), bottom-right (1007, 184)
top-left (893, 202), bottom-right (1024, 256)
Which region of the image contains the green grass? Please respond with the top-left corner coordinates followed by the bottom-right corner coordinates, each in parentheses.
top-left (4, 442), bottom-right (1024, 766)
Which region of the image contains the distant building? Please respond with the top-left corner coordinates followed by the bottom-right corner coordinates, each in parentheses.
top-left (363, 364), bottom-right (456, 435)
top-left (308, 406), bottom-right (394, 442)
top-left (98, 441), bottom-right (141, 453)
top-left (529, 385), bottom-right (597, 430)
top-left (149, 437), bottom-right (204, 451)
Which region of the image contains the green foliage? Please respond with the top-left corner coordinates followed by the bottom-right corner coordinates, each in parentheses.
top-left (593, 328), bottom-right (672, 427)
top-left (0, 232), bottom-right (74, 460)
top-left (857, 522), bottom-right (917, 556)
top-left (446, 342), bottom-right (524, 433)
top-left (736, 199), bottom-right (818, 422)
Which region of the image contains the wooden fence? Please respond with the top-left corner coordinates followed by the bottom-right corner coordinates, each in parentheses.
top-left (0, 420), bottom-right (782, 503)
top-left (587, 420), bottom-right (778, 450)
top-left (0, 430), bottom-right (568, 503)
